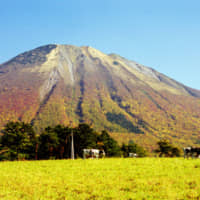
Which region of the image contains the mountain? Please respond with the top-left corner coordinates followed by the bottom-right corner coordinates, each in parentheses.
top-left (0, 44), bottom-right (200, 150)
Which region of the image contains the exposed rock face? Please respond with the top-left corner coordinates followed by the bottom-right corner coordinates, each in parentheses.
top-left (0, 44), bottom-right (200, 149)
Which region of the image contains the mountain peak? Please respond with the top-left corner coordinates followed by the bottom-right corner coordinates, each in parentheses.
top-left (1, 44), bottom-right (199, 98)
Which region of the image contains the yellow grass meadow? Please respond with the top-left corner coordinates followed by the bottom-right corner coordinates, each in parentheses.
top-left (0, 158), bottom-right (200, 200)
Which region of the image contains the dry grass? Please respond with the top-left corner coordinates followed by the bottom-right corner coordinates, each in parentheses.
top-left (0, 158), bottom-right (200, 199)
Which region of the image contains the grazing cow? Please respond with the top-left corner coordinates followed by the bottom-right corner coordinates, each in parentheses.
top-left (183, 147), bottom-right (200, 158)
top-left (129, 153), bottom-right (138, 158)
top-left (183, 147), bottom-right (192, 158)
top-left (83, 149), bottom-right (105, 159)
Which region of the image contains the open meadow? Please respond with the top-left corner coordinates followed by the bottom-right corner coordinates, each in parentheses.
top-left (0, 158), bottom-right (200, 200)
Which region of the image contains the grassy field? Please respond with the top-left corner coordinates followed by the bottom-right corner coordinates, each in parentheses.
top-left (0, 158), bottom-right (200, 200)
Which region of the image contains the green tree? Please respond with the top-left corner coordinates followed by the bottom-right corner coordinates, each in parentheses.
top-left (73, 123), bottom-right (98, 158)
top-left (37, 123), bottom-right (99, 159)
top-left (171, 146), bottom-right (181, 157)
top-left (121, 143), bottom-right (129, 157)
top-left (53, 125), bottom-right (71, 159)
top-left (121, 140), bottom-right (147, 157)
top-left (0, 121), bottom-right (36, 160)
top-left (155, 139), bottom-right (181, 157)
top-left (98, 130), bottom-right (121, 157)
top-left (38, 126), bottom-right (59, 159)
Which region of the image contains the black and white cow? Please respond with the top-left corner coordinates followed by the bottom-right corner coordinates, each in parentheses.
top-left (83, 149), bottom-right (105, 159)
top-left (129, 153), bottom-right (138, 158)
top-left (183, 147), bottom-right (200, 158)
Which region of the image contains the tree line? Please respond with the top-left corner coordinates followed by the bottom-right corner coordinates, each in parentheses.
top-left (0, 121), bottom-right (148, 161)
top-left (0, 121), bottom-right (182, 161)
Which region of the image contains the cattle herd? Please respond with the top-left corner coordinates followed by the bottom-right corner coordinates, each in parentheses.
top-left (183, 147), bottom-right (200, 158)
top-left (83, 148), bottom-right (200, 159)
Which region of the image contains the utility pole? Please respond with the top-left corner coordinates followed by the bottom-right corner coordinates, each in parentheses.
top-left (71, 129), bottom-right (74, 160)
top-left (70, 83), bottom-right (75, 160)
top-left (70, 122), bottom-right (75, 160)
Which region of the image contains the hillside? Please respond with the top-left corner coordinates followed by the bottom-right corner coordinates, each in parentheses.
top-left (0, 44), bottom-right (200, 149)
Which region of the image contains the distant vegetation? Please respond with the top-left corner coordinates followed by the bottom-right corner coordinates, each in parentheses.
top-left (106, 112), bottom-right (143, 133)
top-left (0, 121), bottom-right (148, 161)
top-left (154, 139), bottom-right (181, 157)
top-left (0, 121), bottom-right (183, 161)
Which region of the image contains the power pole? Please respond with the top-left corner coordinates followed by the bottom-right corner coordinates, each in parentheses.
top-left (69, 121), bottom-right (74, 160)
top-left (71, 123), bottom-right (75, 160)
top-left (70, 82), bottom-right (75, 160)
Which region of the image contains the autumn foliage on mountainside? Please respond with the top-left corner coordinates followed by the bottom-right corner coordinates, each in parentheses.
top-left (0, 44), bottom-right (200, 150)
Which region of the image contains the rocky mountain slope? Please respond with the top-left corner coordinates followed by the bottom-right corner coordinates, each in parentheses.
top-left (0, 44), bottom-right (200, 149)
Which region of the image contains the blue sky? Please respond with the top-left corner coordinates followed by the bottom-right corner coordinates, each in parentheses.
top-left (0, 0), bottom-right (200, 89)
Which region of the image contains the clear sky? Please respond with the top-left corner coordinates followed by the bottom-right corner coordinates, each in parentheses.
top-left (0, 0), bottom-right (200, 89)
